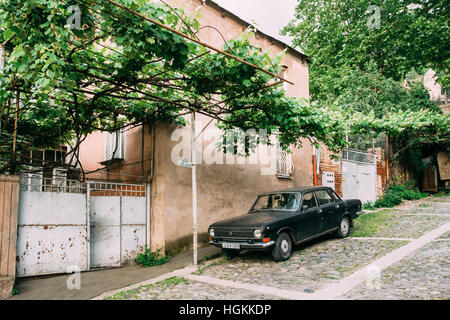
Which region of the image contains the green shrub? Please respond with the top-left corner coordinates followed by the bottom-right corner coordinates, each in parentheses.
top-left (134, 246), bottom-right (170, 267)
top-left (372, 183), bottom-right (428, 208)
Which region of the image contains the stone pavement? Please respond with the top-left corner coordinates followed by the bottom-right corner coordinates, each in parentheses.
top-left (9, 245), bottom-right (221, 300)
top-left (98, 195), bottom-right (450, 300)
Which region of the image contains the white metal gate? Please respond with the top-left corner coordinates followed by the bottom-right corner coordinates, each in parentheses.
top-left (89, 182), bottom-right (150, 268)
top-left (16, 176), bottom-right (150, 277)
top-left (342, 149), bottom-right (377, 204)
top-left (16, 177), bottom-right (89, 277)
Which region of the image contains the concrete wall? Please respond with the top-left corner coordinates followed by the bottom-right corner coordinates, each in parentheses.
top-left (152, 120), bottom-right (313, 253)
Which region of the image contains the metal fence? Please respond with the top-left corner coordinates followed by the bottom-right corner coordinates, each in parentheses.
top-left (342, 148), bottom-right (376, 164)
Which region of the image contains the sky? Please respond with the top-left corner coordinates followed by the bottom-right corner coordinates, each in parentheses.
top-left (213, 0), bottom-right (298, 47)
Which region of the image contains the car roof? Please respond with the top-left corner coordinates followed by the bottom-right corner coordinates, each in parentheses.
top-left (260, 186), bottom-right (332, 195)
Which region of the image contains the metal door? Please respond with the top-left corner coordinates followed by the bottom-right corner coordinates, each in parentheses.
top-left (88, 182), bottom-right (150, 268)
top-left (342, 149), bottom-right (377, 204)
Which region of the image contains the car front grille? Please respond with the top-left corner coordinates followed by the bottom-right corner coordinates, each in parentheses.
top-left (214, 228), bottom-right (254, 239)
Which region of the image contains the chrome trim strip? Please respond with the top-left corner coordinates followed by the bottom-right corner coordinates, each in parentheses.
top-left (295, 227), bottom-right (338, 245)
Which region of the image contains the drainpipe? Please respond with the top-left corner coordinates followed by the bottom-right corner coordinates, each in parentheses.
top-left (312, 154), bottom-right (317, 186)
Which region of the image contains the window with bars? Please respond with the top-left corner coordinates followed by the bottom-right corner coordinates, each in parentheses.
top-left (105, 130), bottom-right (126, 161)
top-left (275, 138), bottom-right (294, 179)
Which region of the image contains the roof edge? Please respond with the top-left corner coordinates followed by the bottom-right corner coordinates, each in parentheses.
top-left (205, 0), bottom-right (309, 62)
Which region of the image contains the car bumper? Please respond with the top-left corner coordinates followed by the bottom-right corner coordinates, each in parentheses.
top-left (209, 240), bottom-right (275, 250)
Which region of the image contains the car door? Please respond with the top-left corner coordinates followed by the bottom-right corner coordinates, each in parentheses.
top-left (315, 189), bottom-right (339, 232)
top-left (295, 191), bottom-right (321, 240)
top-left (329, 189), bottom-right (346, 222)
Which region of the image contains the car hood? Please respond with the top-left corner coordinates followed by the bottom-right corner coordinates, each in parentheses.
top-left (210, 210), bottom-right (292, 228)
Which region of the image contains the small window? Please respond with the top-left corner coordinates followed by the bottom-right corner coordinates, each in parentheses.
top-left (302, 192), bottom-right (318, 210)
top-left (105, 130), bottom-right (126, 160)
top-left (316, 190), bottom-right (334, 205)
top-left (275, 137), bottom-right (294, 179)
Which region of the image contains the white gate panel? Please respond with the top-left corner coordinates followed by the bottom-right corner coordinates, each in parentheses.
top-left (342, 161), bottom-right (358, 199)
top-left (89, 197), bottom-right (121, 268)
top-left (342, 149), bottom-right (377, 204)
top-left (16, 191), bottom-right (88, 277)
top-left (356, 164), bottom-right (377, 204)
top-left (121, 197), bottom-right (146, 264)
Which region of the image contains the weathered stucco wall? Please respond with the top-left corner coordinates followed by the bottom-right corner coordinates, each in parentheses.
top-left (152, 120), bottom-right (313, 254)
top-left (150, 0), bottom-right (312, 253)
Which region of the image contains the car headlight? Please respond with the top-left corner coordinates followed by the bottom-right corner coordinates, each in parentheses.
top-left (209, 229), bottom-right (214, 237)
top-left (254, 229), bottom-right (262, 238)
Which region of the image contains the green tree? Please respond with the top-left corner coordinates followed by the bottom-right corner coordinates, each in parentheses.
top-left (283, 0), bottom-right (449, 82)
top-left (283, 0), bottom-right (450, 186)
top-left (0, 0), bottom-right (350, 173)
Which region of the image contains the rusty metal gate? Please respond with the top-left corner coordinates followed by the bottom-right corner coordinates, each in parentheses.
top-left (89, 182), bottom-right (150, 268)
top-left (16, 175), bottom-right (150, 277)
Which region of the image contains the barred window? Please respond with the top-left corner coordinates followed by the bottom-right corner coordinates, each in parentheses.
top-left (105, 130), bottom-right (126, 160)
top-left (275, 138), bottom-right (294, 179)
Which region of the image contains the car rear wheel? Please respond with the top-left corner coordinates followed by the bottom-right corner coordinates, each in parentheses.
top-left (271, 232), bottom-right (292, 262)
top-left (336, 216), bottom-right (351, 238)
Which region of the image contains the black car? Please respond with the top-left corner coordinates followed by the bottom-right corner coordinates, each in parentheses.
top-left (208, 186), bottom-right (362, 261)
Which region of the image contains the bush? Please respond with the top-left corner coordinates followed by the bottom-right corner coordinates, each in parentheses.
top-left (370, 183), bottom-right (428, 208)
top-left (134, 246), bottom-right (170, 267)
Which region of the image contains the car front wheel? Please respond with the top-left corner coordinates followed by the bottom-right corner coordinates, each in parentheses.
top-left (336, 216), bottom-right (351, 238)
top-left (271, 232), bottom-right (292, 262)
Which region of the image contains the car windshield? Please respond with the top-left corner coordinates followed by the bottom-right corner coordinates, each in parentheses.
top-left (251, 193), bottom-right (301, 211)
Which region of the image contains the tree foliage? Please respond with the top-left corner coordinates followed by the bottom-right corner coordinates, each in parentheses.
top-left (0, 0), bottom-right (347, 172)
top-left (283, 0), bottom-right (449, 186)
top-left (283, 0), bottom-right (449, 81)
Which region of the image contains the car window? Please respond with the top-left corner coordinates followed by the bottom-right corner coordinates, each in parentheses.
top-left (329, 189), bottom-right (341, 201)
top-left (316, 190), bottom-right (334, 205)
top-left (251, 193), bottom-right (301, 211)
top-left (302, 192), bottom-right (318, 210)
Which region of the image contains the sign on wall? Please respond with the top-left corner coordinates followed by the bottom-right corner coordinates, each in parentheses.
top-left (322, 171), bottom-right (335, 190)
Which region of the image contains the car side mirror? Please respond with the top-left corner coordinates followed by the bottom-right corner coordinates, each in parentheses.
top-left (302, 205), bottom-right (309, 211)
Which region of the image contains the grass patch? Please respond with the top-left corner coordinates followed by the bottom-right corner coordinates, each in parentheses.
top-left (351, 209), bottom-right (396, 237)
top-left (434, 189), bottom-right (450, 197)
top-left (363, 183), bottom-right (428, 209)
top-left (134, 246), bottom-right (170, 267)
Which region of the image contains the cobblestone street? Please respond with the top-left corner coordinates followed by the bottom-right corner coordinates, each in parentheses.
top-left (101, 196), bottom-right (450, 300)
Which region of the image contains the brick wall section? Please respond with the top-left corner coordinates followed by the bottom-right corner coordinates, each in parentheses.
top-left (317, 146), bottom-right (343, 197)
top-left (368, 148), bottom-right (386, 198)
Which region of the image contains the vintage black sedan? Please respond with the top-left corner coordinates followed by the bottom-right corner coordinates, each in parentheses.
top-left (208, 186), bottom-right (362, 261)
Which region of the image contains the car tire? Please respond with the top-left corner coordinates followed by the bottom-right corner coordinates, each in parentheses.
top-left (336, 216), bottom-right (351, 238)
top-left (222, 249), bottom-right (239, 259)
top-left (271, 232), bottom-right (292, 262)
